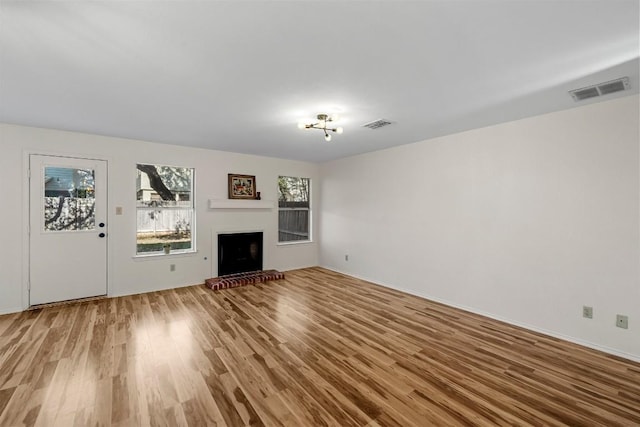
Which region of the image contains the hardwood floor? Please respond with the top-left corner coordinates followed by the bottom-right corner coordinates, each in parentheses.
top-left (1, 267), bottom-right (639, 426)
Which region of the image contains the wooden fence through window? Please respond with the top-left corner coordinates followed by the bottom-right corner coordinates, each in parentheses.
top-left (278, 201), bottom-right (309, 241)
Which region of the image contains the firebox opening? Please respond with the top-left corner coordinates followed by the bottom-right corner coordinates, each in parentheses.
top-left (218, 232), bottom-right (263, 276)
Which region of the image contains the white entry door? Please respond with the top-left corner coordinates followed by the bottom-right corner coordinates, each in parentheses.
top-left (29, 155), bottom-right (108, 305)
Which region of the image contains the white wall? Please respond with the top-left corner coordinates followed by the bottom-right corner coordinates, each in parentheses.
top-left (319, 95), bottom-right (640, 360)
top-left (0, 124), bottom-right (319, 313)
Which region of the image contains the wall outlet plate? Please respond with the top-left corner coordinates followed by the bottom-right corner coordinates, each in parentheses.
top-left (583, 306), bottom-right (593, 319)
top-left (616, 314), bottom-right (628, 329)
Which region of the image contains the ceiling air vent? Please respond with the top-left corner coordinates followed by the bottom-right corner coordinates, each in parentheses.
top-left (362, 119), bottom-right (393, 130)
top-left (569, 77), bottom-right (630, 101)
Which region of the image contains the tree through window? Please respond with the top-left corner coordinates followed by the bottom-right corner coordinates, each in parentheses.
top-left (136, 164), bottom-right (194, 254)
top-left (43, 167), bottom-right (95, 231)
top-left (278, 176), bottom-right (310, 242)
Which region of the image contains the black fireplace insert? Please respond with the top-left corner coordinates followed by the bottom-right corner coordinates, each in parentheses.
top-left (218, 232), bottom-right (263, 276)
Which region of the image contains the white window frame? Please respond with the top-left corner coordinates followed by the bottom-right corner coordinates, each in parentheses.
top-left (278, 176), bottom-right (311, 244)
top-left (135, 164), bottom-right (196, 257)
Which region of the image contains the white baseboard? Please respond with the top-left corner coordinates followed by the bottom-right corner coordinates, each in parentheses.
top-left (422, 294), bottom-right (640, 363)
top-left (109, 280), bottom-right (203, 299)
top-left (0, 307), bottom-right (23, 316)
top-left (321, 266), bottom-right (640, 364)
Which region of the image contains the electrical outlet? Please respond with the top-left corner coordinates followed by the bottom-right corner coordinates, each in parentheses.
top-left (170, 264), bottom-right (176, 272)
top-left (616, 314), bottom-right (628, 329)
top-left (345, 254), bottom-right (349, 261)
top-left (583, 306), bottom-right (593, 319)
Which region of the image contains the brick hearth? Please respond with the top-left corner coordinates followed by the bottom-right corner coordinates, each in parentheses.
top-left (205, 270), bottom-right (285, 291)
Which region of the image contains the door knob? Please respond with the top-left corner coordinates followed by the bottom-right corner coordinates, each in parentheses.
top-left (99, 222), bottom-right (105, 228)
top-left (99, 232), bottom-right (106, 238)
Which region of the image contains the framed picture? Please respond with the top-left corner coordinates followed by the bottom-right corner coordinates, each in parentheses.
top-left (228, 174), bottom-right (257, 199)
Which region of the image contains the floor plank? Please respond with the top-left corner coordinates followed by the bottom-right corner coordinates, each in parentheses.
top-left (0, 267), bottom-right (639, 426)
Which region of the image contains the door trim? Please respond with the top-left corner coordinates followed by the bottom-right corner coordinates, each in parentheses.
top-left (23, 150), bottom-right (111, 310)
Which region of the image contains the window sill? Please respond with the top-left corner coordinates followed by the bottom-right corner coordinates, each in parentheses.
top-left (276, 240), bottom-right (313, 246)
top-left (133, 250), bottom-right (198, 260)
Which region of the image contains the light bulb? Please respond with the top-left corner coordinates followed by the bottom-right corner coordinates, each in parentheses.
top-left (325, 133), bottom-right (332, 142)
top-left (297, 122), bottom-right (306, 129)
top-left (335, 127), bottom-right (343, 134)
top-left (331, 114), bottom-right (339, 122)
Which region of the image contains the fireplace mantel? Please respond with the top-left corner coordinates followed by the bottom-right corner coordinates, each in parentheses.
top-left (208, 199), bottom-right (274, 209)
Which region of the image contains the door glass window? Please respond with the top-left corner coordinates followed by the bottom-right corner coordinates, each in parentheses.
top-left (43, 167), bottom-right (96, 231)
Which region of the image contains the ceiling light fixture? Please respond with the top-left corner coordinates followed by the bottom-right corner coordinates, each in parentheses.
top-left (298, 113), bottom-right (343, 142)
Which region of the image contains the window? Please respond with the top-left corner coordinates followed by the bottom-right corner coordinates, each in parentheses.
top-left (136, 164), bottom-right (194, 255)
top-left (278, 176), bottom-right (310, 242)
top-left (44, 167), bottom-right (95, 231)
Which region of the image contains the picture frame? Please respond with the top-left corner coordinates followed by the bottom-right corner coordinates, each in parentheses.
top-left (228, 174), bottom-right (257, 199)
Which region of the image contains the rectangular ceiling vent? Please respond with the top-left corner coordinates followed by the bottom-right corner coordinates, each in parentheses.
top-left (569, 77), bottom-right (630, 101)
top-left (362, 119), bottom-right (393, 130)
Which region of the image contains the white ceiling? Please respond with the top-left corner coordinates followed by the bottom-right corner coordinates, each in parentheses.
top-left (1, 1), bottom-right (638, 163)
